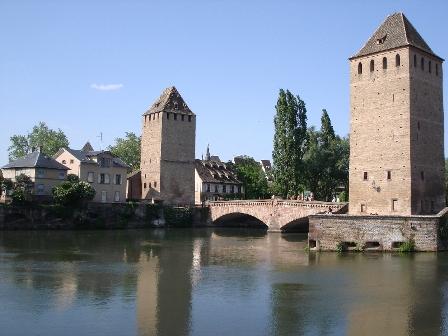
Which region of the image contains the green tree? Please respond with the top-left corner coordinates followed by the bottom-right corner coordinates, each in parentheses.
top-left (8, 122), bottom-right (69, 161)
top-left (11, 174), bottom-right (34, 204)
top-left (272, 89), bottom-right (308, 198)
top-left (303, 110), bottom-right (349, 201)
top-left (232, 156), bottom-right (269, 199)
top-left (108, 132), bottom-right (141, 171)
top-left (52, 180), bottom-right (95, 207)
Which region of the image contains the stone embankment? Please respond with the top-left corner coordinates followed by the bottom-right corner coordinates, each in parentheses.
top-left (0, 203), bottom-right (210, 230)
top-left (308, 208), bottom-right (448, 251)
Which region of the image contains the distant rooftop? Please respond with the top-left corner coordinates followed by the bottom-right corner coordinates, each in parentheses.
top-left (2, 151), bottom-right (68, 170)
top-left (352, 12), bottom-right (442, 60)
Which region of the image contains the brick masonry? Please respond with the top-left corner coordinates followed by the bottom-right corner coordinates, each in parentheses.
top-left (308, 207), bottom-right (448, 251)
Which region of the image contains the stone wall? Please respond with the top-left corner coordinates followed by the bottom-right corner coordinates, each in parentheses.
top-left (308, 207), bottom-right (448, 251)
top-left (0, 203), bottom-right (209, 230)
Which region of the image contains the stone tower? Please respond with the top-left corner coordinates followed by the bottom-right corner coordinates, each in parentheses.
top-left (140, 86), bottom-right (196, 205)
top-left (349, 13), bottom-right (444, 215)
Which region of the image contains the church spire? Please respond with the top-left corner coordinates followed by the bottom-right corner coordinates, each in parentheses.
top-left (205, 144), bottom-right (210, 161)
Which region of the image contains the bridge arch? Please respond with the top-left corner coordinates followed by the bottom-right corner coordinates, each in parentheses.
top-left (213, 212), bottom-right (268, 229)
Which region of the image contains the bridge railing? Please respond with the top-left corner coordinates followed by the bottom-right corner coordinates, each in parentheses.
top-left (207, 199), bottom-right (347, 209)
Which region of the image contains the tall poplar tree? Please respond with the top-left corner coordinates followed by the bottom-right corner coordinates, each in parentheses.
top-left (272, 89), bottom-right (308, 198)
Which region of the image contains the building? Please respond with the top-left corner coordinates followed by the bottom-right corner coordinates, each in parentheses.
top-left (1, 148), bottom-right (68, 199)
top-left (349, 12), bottom-right (444, 215)
top-left (127, 170), bottom-right (142, 201)
top-left (140, 86), bottom-right (196, 205)
top-left (54, 142), bottom-right (129, 203)
top-left (195, 158), bottom-right (244, 204)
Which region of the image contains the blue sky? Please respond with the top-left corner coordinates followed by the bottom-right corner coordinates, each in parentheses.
top-left (1, 0), bottom-right (447, 164)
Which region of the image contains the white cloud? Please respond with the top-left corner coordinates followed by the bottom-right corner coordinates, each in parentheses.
top-left (90, 83), bottom-right (123, 91)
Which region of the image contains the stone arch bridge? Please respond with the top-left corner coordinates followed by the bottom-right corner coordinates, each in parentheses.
top-left (207, 200), bottom-right (348, 232)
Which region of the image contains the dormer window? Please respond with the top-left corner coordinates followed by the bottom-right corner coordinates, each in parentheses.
top-left (376, 34), bottom-right (387, 45)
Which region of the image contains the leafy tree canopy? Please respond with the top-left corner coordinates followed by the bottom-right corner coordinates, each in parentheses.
top-left (8, 122), bottom-right (69, 161)
top-left (52, 180), bottom-right (95, 207)
top-left (108, 132), bottom-right (141, 171)
top-left (232, 156), bottom-right (269, 199)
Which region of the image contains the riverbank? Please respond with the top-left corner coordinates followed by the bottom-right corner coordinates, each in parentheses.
top-left (0, 203), bottom-right (210, 230)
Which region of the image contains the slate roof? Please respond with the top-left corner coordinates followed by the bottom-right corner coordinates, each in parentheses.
top-left (260, 160), bottom-right (272, 169)
top-left (55, 147), bottom-right (130, 169)
top-left (195, 159), bottom-right (242, 184)
top-left (143, 86), bottom-right (195, 116)
top-left (2, 151), bottom-right (69, 170)
top-left (352, 12), bottom-right (441, 60)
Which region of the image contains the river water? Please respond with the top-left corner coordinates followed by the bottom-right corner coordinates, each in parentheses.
top-left (0, 229), bottom-right (447, 336)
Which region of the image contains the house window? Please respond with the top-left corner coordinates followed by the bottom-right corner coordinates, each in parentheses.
top-left (207, 184), bottom-right (211, 192)
top-left (436, 64), bottom-right (439, 76)
top-left (167, 113), bottom-right (170, 119)
top-left (101, 191), bottom-right (107, 203)
top-left (382, 57), bottom-right (387, 69)
top-left (414, 54), bottom-right (417, 67)
top-left (58, 171), bottom-right (65, 180)
top-left (188, 115), bottom-right (192, 122)
top-left (100, 173), bottom-right (110, 184)
top-left (429, 61), bottom-right (432, 73)
top-left (144, 183), bottom-right (147, 189)
top-left (115, 174), bottom-right (122, 185)
top-left (100, 158), bottom-right (111, 167)
top-left (114, 191), bottom-right (120, 202)
top-left (223, 185), bottom-right (227, 193)
top-left (421, 171), bottom-right (425, 180)
top-left (238, 185), bottom-right (241, 193)
top-left (149, 182), bottom-right (151, 188)
top-left (214, 184), bottom-right (218, 192)
top-left (37, 169), bottom-right (45, 178)
top-left (363, 172), bottom-right (368, 180)
top-left (392, 199), bottom-right (398, 211)
top-left (370, 60), bottom-right (374, 72)
top-left (87, 172), bottom-right (94, 183)
top-left (181, 115), bottom-right (185, 121)
top-left (421, 57), bottom-right (424, 70)
top-left (395, 54), bottom-right (400, 67)
top-left (37, 184), bottom-right (45, 194)
top-left (230, 185), bottom-right (235, 193)
top-left (358, 62), bottom-right (362, 74)
top-left (174, 113), bottom-right (177, 120)
top-left (70, 159), bottom-right (74, 164)
top-left (387, 171), bottom-right (391, 180)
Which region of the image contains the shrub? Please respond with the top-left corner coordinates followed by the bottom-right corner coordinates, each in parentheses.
top-left (336, 241), bottom-right (345, 253)
top-left (397, 240), bottom-right (415, 253)
top-left (53, 180), bottom-right (95, 207)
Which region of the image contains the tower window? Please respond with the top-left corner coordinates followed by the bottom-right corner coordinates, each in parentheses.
top-left (392, 199), bottom-right (398, 211)
top-left (421, 57), bottom-right (424, 70)
top-left (361, 204), bottom-right (366, 213)
top-left (420, 171), bottom-right (425, 180)
top-left (154, 181), bottom-right (157, 188)
top-left (382, 57), bottom-right (387, 69)
top-left (436, 64), bottom-right (439, 76)
top-left (370, 60), bottom-right (374, 72)
top-left (358, 62), bottom-right (362, 74)
top-left (363, 172), bottom-right (368, 180)
top-left (414, 54), bottom-right (417, 67)
top-left (395, 54), bottom-right (400, 67)
top-left (144, 183), bottom-right (147, 189)
top-left (387, 171), bottom-right (391, 180)
top-left (429, 61), bottom-right (432, 73)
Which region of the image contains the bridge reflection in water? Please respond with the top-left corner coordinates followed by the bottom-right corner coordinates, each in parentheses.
top-left (0, 230), bottom-right (445, 336)
top-left (208, 200), bottom-right (348, 232)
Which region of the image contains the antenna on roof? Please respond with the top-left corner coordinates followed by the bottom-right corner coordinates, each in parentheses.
top-left (97, 132), bottom-right (103, 150)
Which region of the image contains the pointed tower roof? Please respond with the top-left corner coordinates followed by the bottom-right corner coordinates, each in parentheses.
top-left (351, 13), bottom-right (442, 60)
top-left (82, 141), bottom-right (94, 152)
top-left (143, 86), bottom-right (194, 116)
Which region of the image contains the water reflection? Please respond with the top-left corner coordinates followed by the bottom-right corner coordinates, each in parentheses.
top-left (0, 230), bottom-right (447, 335)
